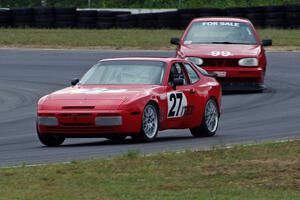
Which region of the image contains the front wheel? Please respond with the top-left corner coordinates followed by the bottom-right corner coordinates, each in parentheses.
top-left (131, 103), bottom-right (159, 142)
top-left (37, 132), bottom-right (65, 146)
top-left (190, 98), bottom-right (219, 137)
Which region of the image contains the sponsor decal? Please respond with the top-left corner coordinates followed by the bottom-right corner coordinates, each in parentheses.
top-left (202, 22), bottom-right (240, 27)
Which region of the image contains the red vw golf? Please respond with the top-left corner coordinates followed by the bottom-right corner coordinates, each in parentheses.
top-left (171, 17), bottom-right (272, 91)
top-left (37, 57), bottom-right (221, 146)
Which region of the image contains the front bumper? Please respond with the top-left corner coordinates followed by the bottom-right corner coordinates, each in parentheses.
top-left (37, 110), bottom-right (142, 137)
top-left (204, 67), bottom-right (264, 91)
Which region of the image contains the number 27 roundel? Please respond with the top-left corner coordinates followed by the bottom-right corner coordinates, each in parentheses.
top-left (167, 92), bottom-right (188, 118)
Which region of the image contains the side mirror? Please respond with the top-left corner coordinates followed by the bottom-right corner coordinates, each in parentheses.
top-left (71, 78), bottom-right (79, 86)
top-left (172, 78), bottom-right (184, 90)
top-left (170, 37), bottom-right (180, 45)
top-left (262, 39), bottom-right (272, 46)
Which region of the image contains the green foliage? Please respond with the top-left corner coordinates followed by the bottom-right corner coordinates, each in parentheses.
top-left (0, 0), bottom-right (299, 8)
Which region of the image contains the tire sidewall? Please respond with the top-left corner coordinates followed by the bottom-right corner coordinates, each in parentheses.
top-left (140, 103), bottom-right (159, 142)
top-left (203, 98), bottom-right (219, 136)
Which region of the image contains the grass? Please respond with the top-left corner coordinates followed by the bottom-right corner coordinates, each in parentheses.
top-left (0, 140), bottom-right (299, 200)
top-left (0, 28), bottom-right (299, 50)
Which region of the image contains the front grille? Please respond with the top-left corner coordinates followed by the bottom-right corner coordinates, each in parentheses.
top-left (203, 58), bottom-right (239, 67)
top-left (60, 113), bottom-right (92, 116)
top-left (61, 123), bottom-right (94, 127)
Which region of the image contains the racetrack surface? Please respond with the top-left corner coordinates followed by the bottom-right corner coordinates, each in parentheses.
top-left (0, 49), bottom-right (299, 166)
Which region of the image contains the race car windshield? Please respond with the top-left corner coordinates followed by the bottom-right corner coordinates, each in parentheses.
top-left (184, 21), bottom-right (257, 45)
top-left (79, 60), bottom-right (166, 85)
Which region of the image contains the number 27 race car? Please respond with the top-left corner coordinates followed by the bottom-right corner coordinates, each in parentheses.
top-left (37, 57), bottom-right (221, 146)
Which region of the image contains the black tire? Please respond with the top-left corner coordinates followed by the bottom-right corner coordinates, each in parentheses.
top-left (33, 7), bottom-right (54, 15)
top-left (76, 22), bottom-right (96, 29)
top-left (0, 9), bottom-right (11, 16)
top-left (0, 16), bottom-right (11, 23)
top-left (246, 13), bottom-right (265, 20)
top-left (190, 98), bottom-right (219, 137)
top-left (131, 103), bottom-right (159, 142)
top-left (106, 135), bottom-right (127, 142)
top-left (34, 15), bottom-right (54, 23)
top-left (38, 134), bottom-right (65, 146)
top-left (96, 22), bottom-right (114, 29)
top-left (13, 15), bottom-right (32, 22)
top-left (37, 126), bottom-right (65, 147)
top-left (251, 20), bottom-right (265, 28)
top-left (264, 6), bottom-right (286, 12)
top-left (77, 10), bottom-right (98, 17)
top-left (54, 21), bottom-right (75, 28)
top-left (285, 5), bottom-right (300, 12)
top-left (245, 6), bottom-right (265, 13)
top-left (34, 22), bottom-right (53, 28)
top-left (54, 8), bottom-right (76, 15)
top-left (55, 14), bottom-right (75, 21)
top-left (286, 12), bottom-right (300, 20)
top-left (96, 16), bottom-right (115, 23)
top-left (265, 12), bottom-right (285, 19)
top-left (226, 7), bottom-right (247, 14)
top-left (77, 16), bottom-right (96, 23)
top-left (13, 22), bottom-right (32, 28)
top-left (11, 8), bottom-right (33, 15)
top-left (265, 19), bottom-right (285, 28)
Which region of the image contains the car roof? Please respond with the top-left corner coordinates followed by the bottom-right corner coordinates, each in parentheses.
top-left (99, 57), bottom-right (183, 63)
top-left (191, 17), bottom-right (250, 23)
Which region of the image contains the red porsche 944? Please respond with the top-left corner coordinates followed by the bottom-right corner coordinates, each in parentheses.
top-left (37, 57), bottom-right (221, 146)
top-left (171, 17), bottom-right (272, 91)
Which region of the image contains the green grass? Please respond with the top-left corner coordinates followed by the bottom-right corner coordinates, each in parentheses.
top-left (0, 28), bottom-right (299, 50)
top-left (0, 140), bottom-right (300, 200)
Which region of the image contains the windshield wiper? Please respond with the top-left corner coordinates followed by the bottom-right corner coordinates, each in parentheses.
top-left (211, 41), bottom-right (252, 45)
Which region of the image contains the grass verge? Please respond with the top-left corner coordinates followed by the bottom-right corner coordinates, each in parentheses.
top-left (0, 140), bottom-right (299, 200)
top-left (0, 28), bottom-right (299, 50)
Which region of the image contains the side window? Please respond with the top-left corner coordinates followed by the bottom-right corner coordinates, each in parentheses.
top-left (168, 63), bottom-right (188, 86)
top-left (184, 63), bottom-right (200, 84)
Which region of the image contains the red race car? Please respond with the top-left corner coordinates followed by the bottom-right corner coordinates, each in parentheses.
top-left (171, 17), bottom-right (272, 91)
top-left (37, 57), bottom-right (221, 146)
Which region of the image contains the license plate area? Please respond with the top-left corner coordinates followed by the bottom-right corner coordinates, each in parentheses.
top-left (59, 113), bottom-right (94, 126)
top-left (214, 71), bottom-right (227, 77)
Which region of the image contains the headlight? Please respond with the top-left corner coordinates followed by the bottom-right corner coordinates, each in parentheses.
top-left (185, 57), bottom-right (203, 66)
top-left (38, 117), bottom-right (58, 126)
top-left (238, 58), bottom-right (258, 67)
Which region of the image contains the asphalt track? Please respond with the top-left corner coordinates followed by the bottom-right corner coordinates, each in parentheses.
top-left (0, 49), bottom-right (300, 166)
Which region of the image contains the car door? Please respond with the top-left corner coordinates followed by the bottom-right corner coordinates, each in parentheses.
top-left (166, 62), bottom-right (197, 129)
top-left (182, 62), bottom-right (206, 127)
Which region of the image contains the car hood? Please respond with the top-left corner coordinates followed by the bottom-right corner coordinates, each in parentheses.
top-left (40, 85), bottom-right (158, 110)
top-left (180, 44), bottom-right (261, 58)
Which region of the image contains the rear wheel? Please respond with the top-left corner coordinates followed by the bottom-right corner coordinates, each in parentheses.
top-left (190, 98), bottom-right (219, 137)
top-left (131, 103), bottom-right (159, 142)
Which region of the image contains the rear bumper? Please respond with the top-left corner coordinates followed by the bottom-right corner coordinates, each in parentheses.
top-left (37, 110), bottom-right (142, 137)
top-left (204, 66), bottom-right (264, 79)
